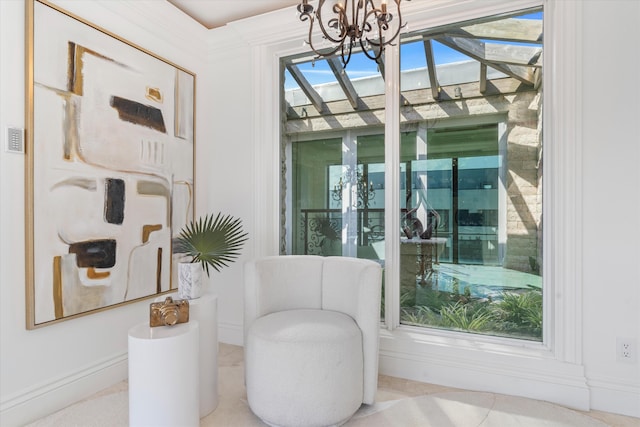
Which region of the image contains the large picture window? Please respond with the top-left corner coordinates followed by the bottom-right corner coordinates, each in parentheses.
top-left (281, 8), bottom-right (543, 341)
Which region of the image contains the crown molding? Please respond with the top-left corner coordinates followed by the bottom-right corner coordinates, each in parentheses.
top-left (46, 0), bottom-right (208, 63)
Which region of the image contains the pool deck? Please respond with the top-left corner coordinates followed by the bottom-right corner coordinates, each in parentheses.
top-left (435, 263), bottom-right (542, 290)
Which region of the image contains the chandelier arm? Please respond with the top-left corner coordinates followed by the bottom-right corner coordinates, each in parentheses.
top-left (341, 39), bottom-right (354, 67)
top-left (361, 0), bottom-right (375, 34)
top-left (360, 35), bottom-right (384, 61)
top-left (297, 0), bottom-right (314, 22)
top-left (339, 1), bottom-right (352, 38)
top-left (366, 20), bottom-right (403, 48)
top-left (359, 7), bottom-right (385, 58)
top-left (352, 0), bottom-right (363, 39)
top-left (381, 0), bottom-right (405, 46)
top-left (378, 0), bottom-right (404, 45)
top-left (365, 7), bottom-right (405, 49)
top-left (308, 41), bottom-right (346, 59)
top-left (315, 0), bottom-right (349, 44)
top-left (305, 9), bottom-right (345, 59)
top-left (298, 0), bottom-right (408, 68)
top-left (308, 33), bottom-right (346, 58)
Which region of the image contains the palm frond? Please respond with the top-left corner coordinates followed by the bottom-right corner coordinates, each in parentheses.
top-left (173, 213), bottom-right (248, 277)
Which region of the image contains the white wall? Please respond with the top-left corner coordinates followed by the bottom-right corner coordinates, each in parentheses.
top-left (201, 26), bottom-right (256, 343)
top-left (580, 0), bottom-right (640, 416)
top-left (1, 0), bottom-right (638, 425)
top-left (0, 1), bottom-right (211, 425)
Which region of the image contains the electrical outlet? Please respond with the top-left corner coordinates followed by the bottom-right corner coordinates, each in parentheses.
top-left (616, 337), bottom-right (637, 363)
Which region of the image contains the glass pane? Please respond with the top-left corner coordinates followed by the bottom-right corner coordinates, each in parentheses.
top-left (289, 135), bottom-right (385, 259)
top-left (355, 135), bottom-right (385, 262)
top-left (282, 43), bottom-right (388, 316)
top-left (290, 138), bottom-right (342, 256)
top-left (398, 9), bottom-right (543, 341)
top-left (281, 7), bottom-right (543, 341)
top-left (284, 51), bottom-right (384, 109)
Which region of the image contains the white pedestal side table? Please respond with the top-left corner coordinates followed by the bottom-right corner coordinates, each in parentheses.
top-left (128, 321), bottom-right (199, 427)
top-left (154, 292), bottom-right (219, 418)
top-left (188, 293), bottom-right (219, 417)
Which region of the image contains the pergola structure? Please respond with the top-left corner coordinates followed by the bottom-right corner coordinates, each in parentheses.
top-left (284, 10), bottom-right (542, 120)
top-left (281, 8), bottom-right (544, 274)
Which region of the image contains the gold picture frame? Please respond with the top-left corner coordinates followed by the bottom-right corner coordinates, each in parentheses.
top-left (25, 0), bottom-right (195, 328)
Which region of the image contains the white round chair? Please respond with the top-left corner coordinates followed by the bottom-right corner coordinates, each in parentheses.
top-left (244, 256), bottom-right (382, 427)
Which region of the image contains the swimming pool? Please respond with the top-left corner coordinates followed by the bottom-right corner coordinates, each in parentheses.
top-left (417, 263), bottom-right (542, 300)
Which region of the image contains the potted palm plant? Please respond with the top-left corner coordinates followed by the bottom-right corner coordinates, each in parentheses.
top-left (173, 212), bottom-right (248, 299)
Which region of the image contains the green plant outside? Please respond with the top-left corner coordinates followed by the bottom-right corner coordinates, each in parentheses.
top-left (377, 266), bottom-right (540, 340)
top-left (400, 287), bottom-right (543, 340)
top-left (441, 302), bottom-right (493, 331)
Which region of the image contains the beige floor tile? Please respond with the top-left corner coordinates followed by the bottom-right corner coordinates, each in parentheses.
top-left (27, 343), bottom-right (639, 427)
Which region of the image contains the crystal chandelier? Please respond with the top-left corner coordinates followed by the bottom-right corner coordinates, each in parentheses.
top-left (331, 170), bottom-right (376, 209)
top-left (297, 0), bottom-right (408, 68)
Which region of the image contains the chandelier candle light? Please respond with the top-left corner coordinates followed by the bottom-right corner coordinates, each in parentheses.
top-left (297, 0), bottom-right (409, 67)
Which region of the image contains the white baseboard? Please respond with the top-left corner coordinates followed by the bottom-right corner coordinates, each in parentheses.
top-left (201, 323), bottom-right (640, 419)
top-left (218, 321), bottom-right (244, 346)
top-left (588, 375), bottom-right (640, 418)
top-left (379, 349), bottom-right (590, 410)
top-left (378, 330), bottom-right (591, 412)
top-left (0, 352), bottom-right (128, 427)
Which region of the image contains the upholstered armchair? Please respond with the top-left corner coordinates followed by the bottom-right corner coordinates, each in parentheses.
top-left (243, 255), bottom-right (383, 427)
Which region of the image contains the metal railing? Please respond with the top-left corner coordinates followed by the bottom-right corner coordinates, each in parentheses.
top-left (300, 208), bottom-right (385, 255)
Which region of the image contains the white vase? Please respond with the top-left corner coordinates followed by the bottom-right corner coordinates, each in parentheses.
top-left (178, 262), bottom-right (203, 299)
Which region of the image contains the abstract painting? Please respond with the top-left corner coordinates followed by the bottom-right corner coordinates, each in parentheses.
top-left (26, 0), bottom-right (195, 328)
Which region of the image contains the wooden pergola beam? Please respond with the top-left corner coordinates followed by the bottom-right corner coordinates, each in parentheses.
top-left (285, 63), bottom-right (326, 113)
top-left (423, 37), bottom-right (441, 101)
top-left (451, 18), bottom-right (543, 44)
top-left (286, 76), bottom-right (531, 121)
top-left (480, 42), bottom-right (542, 67)
top-left (479, 63), bottom-right (487, 94)
top-left (327, 57), bottom-right (361, 110)
top-left (436, 35), bottom-right (536, 85)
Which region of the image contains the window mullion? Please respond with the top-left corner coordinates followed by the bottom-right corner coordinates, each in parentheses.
top-left (384, 42), bottom-right (401, 330)
top-left (342, 130), bottom-right (358, 258)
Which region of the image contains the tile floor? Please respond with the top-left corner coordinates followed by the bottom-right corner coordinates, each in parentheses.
top-left (28, 343), bottom-right (639, 427)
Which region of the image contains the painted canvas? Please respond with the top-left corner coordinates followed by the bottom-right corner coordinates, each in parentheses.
top-left (27, 0), bottom-right (195, 328)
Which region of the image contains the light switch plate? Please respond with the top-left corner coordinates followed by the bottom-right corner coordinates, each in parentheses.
top-left (5, 127), bottom-right (25, 154)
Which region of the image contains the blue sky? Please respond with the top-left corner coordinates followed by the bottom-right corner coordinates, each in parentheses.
top-left (285, 11), bottom-right (542, 90)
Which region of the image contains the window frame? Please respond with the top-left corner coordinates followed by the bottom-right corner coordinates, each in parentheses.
top-left (253, 0), bottom-right (585, 393)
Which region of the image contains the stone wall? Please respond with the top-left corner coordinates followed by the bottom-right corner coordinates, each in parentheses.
top-left (504, 91), bottom-right (542, 272)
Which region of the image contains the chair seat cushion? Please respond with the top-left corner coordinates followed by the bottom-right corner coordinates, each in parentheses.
top-left (245, 309), bottom-right (364, 427)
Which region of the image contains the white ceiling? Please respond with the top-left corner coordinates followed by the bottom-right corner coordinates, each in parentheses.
top-left (167, 0), bottom-right (301, 29)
